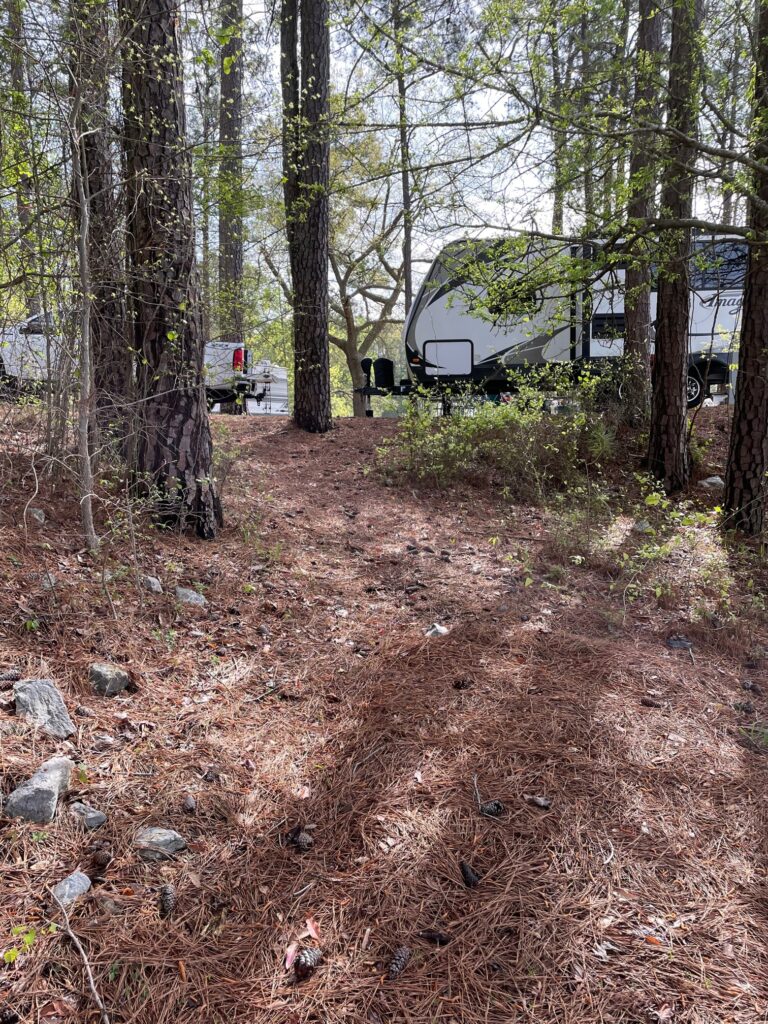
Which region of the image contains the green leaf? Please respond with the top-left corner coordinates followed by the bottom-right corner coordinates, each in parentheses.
top-left (3, 948), bottom-right (19, 964)
top-left (196, 48), bottom-right (216, 68)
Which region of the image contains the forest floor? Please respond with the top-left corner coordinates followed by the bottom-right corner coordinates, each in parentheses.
top-left (1, 407), bottom-right (768, 1024)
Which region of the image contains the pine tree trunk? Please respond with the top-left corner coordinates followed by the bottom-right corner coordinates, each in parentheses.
top-left (281, 0), bottom-right (332, 433)
top-left (70, 0), bottom-right (130, 438)
top-left (723, 0), bottom-right (768, 534)
top-left (198, 73), bottom-right (216, 342)
top-left (622, 0), bottom-right (662, 425)
top-left (280, 0), bottom-right (299, 250)
top-left (218, 0), bottom-right (244, 349)
top-left (647, 0), bottom-right (702, 491)
top-left (121, 0), bottom-right (222, 537)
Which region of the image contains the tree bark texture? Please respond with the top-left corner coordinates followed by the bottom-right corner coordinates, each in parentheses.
top-left (281, 0), bottom-right (332, 432)
top-left (7, 0), bottom-right (40, 317)
top-left (121, 0), bottom-right (222, 537)
top-left (70, 0), bottom-right (130, 438)
top-left (623, 0), bottom-right (663, 424)
top-left (724, 0), bottom-right (768, 534)
top-left (218, 0), bottom-right (244, 348)
top-left (647, 0), bottom-right (702, 491)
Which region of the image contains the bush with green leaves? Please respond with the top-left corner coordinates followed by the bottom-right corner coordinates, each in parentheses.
top-left (378, 365), bottom-right (619, 504)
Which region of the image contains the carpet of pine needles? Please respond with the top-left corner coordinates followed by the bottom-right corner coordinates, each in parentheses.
top-left (1, 406), bottom-right (768, 1024)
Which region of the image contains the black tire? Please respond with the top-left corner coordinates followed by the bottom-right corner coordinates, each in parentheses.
top-left (686, 370), bottom-right (705, 409)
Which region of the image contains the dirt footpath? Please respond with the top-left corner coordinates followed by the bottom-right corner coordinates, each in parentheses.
top-left (1, 415), bottom-right (766, 1024)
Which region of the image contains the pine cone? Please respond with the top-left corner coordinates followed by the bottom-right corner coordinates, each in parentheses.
top-left (91, 847), bottom-right (113, 871)
top-left (480, 799), bottom-right (504, 817)
top-left (294, 831), bottom-right (314, 852)
top-left (459, 860), bottom-right (481, 888)
top-left (387, 946), bottom-right (412, 980)
top-left (287, 825), bottom-right (314, 852)
top-left (0, 668), bottom-right (21, 684)
top-left (294, 946), bottom-right (322, 980)
top-left (159, 883), bottom-right (176, 918)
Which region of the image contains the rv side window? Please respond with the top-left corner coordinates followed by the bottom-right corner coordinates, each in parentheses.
top-left (692, 240), bottom-right (747, 290)
top-left (591, 313), bottom-right (625, 340)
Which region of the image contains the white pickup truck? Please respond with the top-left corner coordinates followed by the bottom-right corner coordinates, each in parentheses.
top-left (203, 338), bottom-right (259, 410)
top-left (0, 315), bottom-right (286, 414)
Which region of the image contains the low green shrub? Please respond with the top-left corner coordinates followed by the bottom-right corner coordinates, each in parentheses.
top-left (378, 366), bottom-right (619, 504)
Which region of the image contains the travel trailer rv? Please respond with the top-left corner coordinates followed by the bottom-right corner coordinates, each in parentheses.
top-left (402, 235), bottom-right (745, 407)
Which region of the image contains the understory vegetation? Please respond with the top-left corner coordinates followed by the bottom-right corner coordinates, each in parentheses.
top-left (381, 390), bottom-right (767, 640)
top-left (378, 367), bottom-right (623, 499)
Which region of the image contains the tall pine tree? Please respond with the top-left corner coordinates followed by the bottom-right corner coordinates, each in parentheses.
top-left (121, 0), bottom-right (222, 535)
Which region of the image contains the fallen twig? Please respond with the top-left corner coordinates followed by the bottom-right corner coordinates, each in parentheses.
top-left (46, 886), bottom-right (111, 1024)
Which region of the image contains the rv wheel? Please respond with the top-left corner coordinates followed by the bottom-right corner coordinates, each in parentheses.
top-left (686, 371), bottom-right (704, 409)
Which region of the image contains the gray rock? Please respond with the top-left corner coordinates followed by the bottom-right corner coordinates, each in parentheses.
top-left (14, 678), bottom-right (75, 739)
top-left (425, 623), bottom-right (449, 638)
top-left (175, 586), bottom-right (207, 607)
top-left (29, 508), bottom-right (45, 525)
top-left (69, 801), bottom-right (107, 830)
top-left (134, 826), bottom-right (187, 861)
top-left (89, 662), bottom-right (131, 697)
top-left (51, 870), bottom-right (91, 907)
top-left (142, 575), bottom-right (163, 594)
top-left (4, 756), bottom-right (74, 823)
top-left (700, 475), bottom-right (725, 490)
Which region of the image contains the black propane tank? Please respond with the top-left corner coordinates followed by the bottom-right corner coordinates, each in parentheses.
top-left (373, 358), bottom-right (395, 392)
